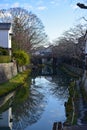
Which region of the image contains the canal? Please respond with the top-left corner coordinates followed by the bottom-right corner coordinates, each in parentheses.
top-left (0, 67), bottom-right (73, 130)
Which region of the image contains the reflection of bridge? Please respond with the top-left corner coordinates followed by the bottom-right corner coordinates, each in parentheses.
top-left (32, 54), bottom-right (58, 66)
top-left (31, 66), bottom-right (57, 79)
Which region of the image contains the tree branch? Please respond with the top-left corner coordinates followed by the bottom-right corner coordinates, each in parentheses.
top-left (77, 3), bottom-right (87, 9)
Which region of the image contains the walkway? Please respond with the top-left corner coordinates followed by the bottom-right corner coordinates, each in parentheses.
top-left (63, 125), bottom-right (87, 130)
top-left (52, 123), bottom-right (87, 130)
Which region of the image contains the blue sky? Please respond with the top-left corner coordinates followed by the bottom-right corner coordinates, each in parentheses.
top-left (0, 0), bottom-right (87, 42)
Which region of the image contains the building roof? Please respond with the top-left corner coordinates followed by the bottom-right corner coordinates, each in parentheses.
top-left (0, 23), bottom-right (11, 30)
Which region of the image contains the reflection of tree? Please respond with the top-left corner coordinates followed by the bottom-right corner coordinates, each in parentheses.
top-left (42, 66), bottom-right (53, 75)
top-left (50, 70), bottom-right (73, 99)
top-left (12, 68), bottom-right (76, 130)
top-left (13, 85), bottom-right (46, 130)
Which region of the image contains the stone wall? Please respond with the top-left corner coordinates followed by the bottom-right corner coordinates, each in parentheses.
top-left (82, 70), bottom-right (87, 92)
top-left (0, 62), bottom-right (17, 83)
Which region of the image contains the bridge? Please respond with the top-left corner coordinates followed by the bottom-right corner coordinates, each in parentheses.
top-left (31, 54), bottom-right (58, 67)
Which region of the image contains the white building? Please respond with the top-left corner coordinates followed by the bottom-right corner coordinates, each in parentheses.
top-left (0, 23), bottom-right (12, 55)
top-left (0, 107), bottom-right (12, 130)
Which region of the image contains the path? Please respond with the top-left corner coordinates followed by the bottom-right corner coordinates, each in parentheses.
top-left (63, 125), bottom-right (87, 130)
top-left (76, 79), bottom-right (87, 125)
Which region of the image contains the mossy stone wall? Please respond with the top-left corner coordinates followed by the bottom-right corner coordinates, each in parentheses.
top-left (0, 62), bottom-right (17, 83)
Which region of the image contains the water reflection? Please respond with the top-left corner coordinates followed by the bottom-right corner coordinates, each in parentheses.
top-left (31, 65), bottom-right (57, 77)
top-left (25, 77), bottom-right (67, 130)
top-left (13, 83), bottom-right (46, 130)
top-left (0, 92), bottom-right (14, 130)
top-left (0, 66), bottom-right (74, 130)
top-left (42, 66), bottom-right (53, 75)
top-left (0, 107), bottom-right (12, 130)
top-left (49, 70), bottom-right (71, 99)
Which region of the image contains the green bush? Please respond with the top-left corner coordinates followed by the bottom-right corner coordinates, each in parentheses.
top-left (13, 50), bottom-right (30, 66)
top-left (0, 56), bottom-right (11, 63)
top-left (0, 47), bottom-right (9, 55)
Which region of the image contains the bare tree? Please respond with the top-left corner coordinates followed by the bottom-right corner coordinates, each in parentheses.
top-left (53, 24), bottom-right (86, 66)
top-left (0, 8), bottom-right (48, 53)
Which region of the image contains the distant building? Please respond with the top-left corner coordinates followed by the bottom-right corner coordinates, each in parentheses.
top-left (33, 45), bottom-right (53, 56)
top-left (0, 23), bottom-right (12, 55)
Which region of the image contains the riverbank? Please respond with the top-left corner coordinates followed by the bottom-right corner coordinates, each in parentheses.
top-left (59, 64), bottom-right (87, 130)
top-left (0, 69), bottom-right (31, 97)
top-left (60, 64), bottom-right (83, 78)
top-left (63, 125), bottom-right (87, 130)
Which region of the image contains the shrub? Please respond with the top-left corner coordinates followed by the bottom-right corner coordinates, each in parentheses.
top-left (13, 50), bottom-right (30, 66)
top-left (0, 47), bottom-right (9, 55)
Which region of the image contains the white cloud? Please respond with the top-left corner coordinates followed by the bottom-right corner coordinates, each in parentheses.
top-left (0, 4), bottom-right (9, 9)
top-left (37, 6), bottom-right (47, 10)
top-left (22, 3), bottom-right (33, 10)
top-left (70, 4), bottom-right (78, 10)
top-left (0, 2), bottom-right (20, 9)
top-left (36, 0), bottom-right (44, 5)
top-left (0, 2), bottom-right (33, 11)
top-left (12, 2), bottom-right (33, 10)
top-left (50, 0), bottom-right (60, 6)
top-left (5, 11), bottom-right (11, 17)
top-left (12, 2), bottom-right (20, 8)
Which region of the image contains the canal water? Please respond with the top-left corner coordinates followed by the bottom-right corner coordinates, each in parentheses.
top-left (0, 67), bottom-right (72, 130)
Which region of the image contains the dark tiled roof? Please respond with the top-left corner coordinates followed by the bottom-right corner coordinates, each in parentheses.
top-left (0, 23), bottom-right (11, 30)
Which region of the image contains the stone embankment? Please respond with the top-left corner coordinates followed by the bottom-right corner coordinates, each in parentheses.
top-left (63, 125), bottom-right (87, 130)
top-left (0, 91), bottom-right (15, 107)
top-left (52, 122), bottom-right (87, 130)
top-left (52, 68), bottom-right (87, 130)
top-left (0, 62), bottom-right (17, 83)
top-left (82, 70), bottom-right (87, 92)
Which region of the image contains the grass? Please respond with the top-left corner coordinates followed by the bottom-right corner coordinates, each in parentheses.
top-left (13, 79), bottom-right (31, 105)
top-left (0, 99), bottom-right (11, 113)
top-left (65, 81), bottom-right (78, 125)
top-left (0, 69), bottom-right (31, 97)
top-left (0, 55), bottom-right (11, 63)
